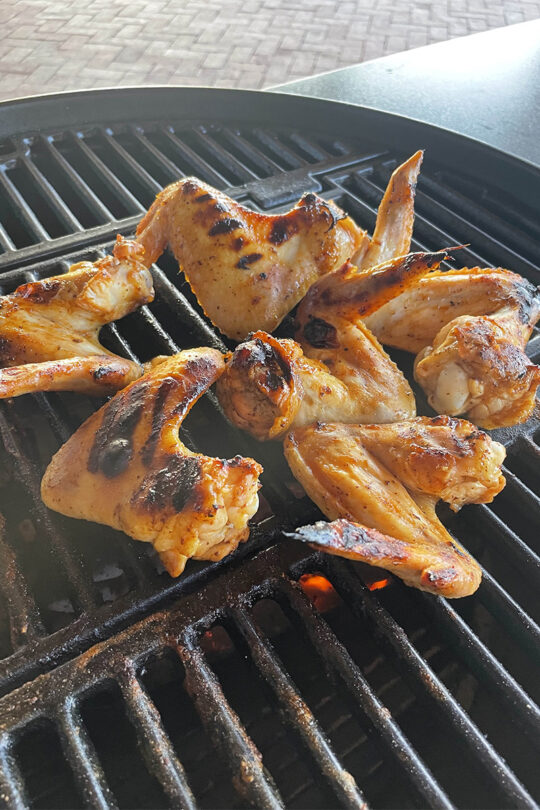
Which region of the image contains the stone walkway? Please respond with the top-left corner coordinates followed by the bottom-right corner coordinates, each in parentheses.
top-left (1, 0), bottom-right (539, 101)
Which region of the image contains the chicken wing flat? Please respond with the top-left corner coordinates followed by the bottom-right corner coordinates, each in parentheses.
top-left (363, 266), bottom-right (540, 428)
top-left (41, 348), bottom-right (262, 577)
top-left (135, 178), bottom-right (366, 340)
top-left (217, 249), bottom-right (450, 440)
top-left (0, 237), bottom-right (154, 398)
top-left (284, 417), bottom-right (506, 597)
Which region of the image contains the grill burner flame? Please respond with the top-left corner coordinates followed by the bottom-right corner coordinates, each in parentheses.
top-left (299, 573), bottom-right (342, 612)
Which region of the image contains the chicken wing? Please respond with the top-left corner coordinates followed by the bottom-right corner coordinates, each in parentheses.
top-left (0, 237), bottom-right (154, 398)
top-left (284, 417), bottom-right (506, 597)
top-left (135, 178), bottom-right (366, 340)
top-left (363, 266), bottom-right (540, 428)
top-left (354, 150), bottom-right (423, 269)
top-left (217, 250), bottom-right (450, 440)
top-left (41, 348), bottom-right (262, 577)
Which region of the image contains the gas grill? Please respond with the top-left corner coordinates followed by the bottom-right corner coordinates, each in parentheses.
top-left (0, 87), bottom-right (538, 809)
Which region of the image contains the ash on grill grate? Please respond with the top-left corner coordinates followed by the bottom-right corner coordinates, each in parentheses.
top-left (0, 96), bottom-right (539, 808)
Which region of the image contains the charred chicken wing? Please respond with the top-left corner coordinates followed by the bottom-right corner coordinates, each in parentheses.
top-left (0, 237), bottom-right (154, 398)
top-left (135, 177), bottom-right (366, 340)
top-left (363, 266), bottom-right (540, 428)
top-left (217, 250), bottom-right (450, 440)
top-left (41, 348), bottom-right (262, 577)
top-left (285, 417), bottom-right (506, 597)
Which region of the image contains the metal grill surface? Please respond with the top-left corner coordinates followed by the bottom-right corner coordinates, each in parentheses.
top-left (0, 91), bottom-right (538, 809)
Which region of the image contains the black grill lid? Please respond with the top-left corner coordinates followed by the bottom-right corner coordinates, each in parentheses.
top-left (0, 88), bottom-right (538, 809)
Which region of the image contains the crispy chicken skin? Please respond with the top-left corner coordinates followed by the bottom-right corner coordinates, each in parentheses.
top-left (217, 250), bottom-right (450, 440)
top-left (135, 177), bottom-right (366, 340)
top-left (41, 348), bottom-right (262, 577)
top-left (284, 417), bottom-right (506, 597)
top-left (363, 266), bottom-right (540, 428)
top-left (0, 237), bottom-right (154, 398)
top-left (355, 150), bottom-right (423, 269)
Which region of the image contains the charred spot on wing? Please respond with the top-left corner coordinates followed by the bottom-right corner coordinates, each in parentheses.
top-left (195, 193), bottom-right (212, 203)
top-left (88, 382), bottom-right (151, 476)
top-left (232, 236), bottom-right (245, 251)
top-left (302, 315), bottom-right (340, 349)
top-left (423, 567), bottom-right (458, 587)
top-left (17, 278), bottom-right (63, 304)
top-left (269, 217), bottom-right (296, 245)
top-left (182, 179), bottom-right (199, 196)
top-left (237, 253), bottom-right (263, 269)
top-left (209, 218), bottom-right (243, 236)
top-left (92, 365), bottom-right (118, 382)
top-left (135, 455), bottom-right (202, 512)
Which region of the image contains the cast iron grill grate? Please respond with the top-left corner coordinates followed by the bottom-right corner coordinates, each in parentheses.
top-left (0, 91), bottom-right (538, 808)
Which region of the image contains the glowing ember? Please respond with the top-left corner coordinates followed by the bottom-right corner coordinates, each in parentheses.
top-left (367, 578), bottom-right (390, 591)
top-left (299, 573), bottom-right (342, 612)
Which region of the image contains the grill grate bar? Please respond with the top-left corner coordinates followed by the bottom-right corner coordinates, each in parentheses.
top-left (71, 133), bottom-right (145, 214)
top-left (57, 700), bottom-right (118, 810)
top-left (118, 663), bottom-right (197, 810)
top-left (151, 265), bottom-right (227, 351)
top-left (40, 136), bottom-right (114, 222)
top-left (20, 155), bottom-right (83, 233)
top-left (326, 558), bottom-right (538, 809)
top-left (219, 128), bottom-right (283, 176)
top-left (130, 127), bottom-right (187, 183)
top-left (0, 406), bottom-right (96, 612)
top-left (478, 572), bottom-right (540, 662)
top-left (473, 504), bottom-right (540, 579)
top-left (0, 223), bottom-right (15, 254)
top-left (196, 128), bottom-right (261, 182)
top-left (0, 744), bottom-right (27, 810)
top-left (278, 577), bottom-right (456, 810)
top-left (0, 171), bottom-right (50, 243)
top-left (252, 129), bottom-right (308, 169)
top-left (0, 516), bottom-right (44, 647)
top-left (501, 466), bottom-right (540, 522)
top-left (417, 592), bottom-right (540, 739)
top-left (163, 128), bottom-right (231, 188)
top-left (420, 173), bottom-right (540, 270)
top-left (100, 129), bottom-right (163, 196)
top-left (177, 636), bottom-right (285, 810)
top-left (230, 605), bottom-right (369, 810)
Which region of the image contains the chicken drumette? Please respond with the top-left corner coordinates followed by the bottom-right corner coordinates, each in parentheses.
top-left (41, 348), bottom-right (262, 577)
top-left (217, 249), bottom-right (450, 440)
top-left (285, 416), bottom-right (506, 598)
top-left (363, 266), bottom-right (540, 428)
top-left (0, 237), bottom-right (154, 398)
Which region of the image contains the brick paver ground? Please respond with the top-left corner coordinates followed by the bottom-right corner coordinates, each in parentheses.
top-left (0, 0), bottom-right (539, 102)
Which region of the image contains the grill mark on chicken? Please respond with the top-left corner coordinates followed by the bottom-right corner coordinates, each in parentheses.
top-left (237, 253), bottom-right (263, 269)
top-left (302, 316), bottom-right (340, 349)
top-left (269, 217), bottom-right (297, 245)
top-left (134, 455), bottom-right (202, 512)
top-left (195, 193), bottom-right (212, 203)
top-left (232, 236), bottom-right (245, 251)
top-left (142, 356), bottom-right (219, 466)
top-left (88, 381), bottom-right (151, 477)
top-left (209, 218), bottom-right (242, 236)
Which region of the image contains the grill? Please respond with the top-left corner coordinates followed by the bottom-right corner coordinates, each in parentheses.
top-left (0, 87), bottom-right (538, 809)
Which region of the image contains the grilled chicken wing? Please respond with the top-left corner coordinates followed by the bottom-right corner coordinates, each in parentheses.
top-left (0, 237), bottom-right (153, 398)
top-left (363, 266), bottom-right (540, 428)
top-left (41, 348), bottom-right (262, 577)
top-left (217, 250), bottom-right (450, 440)
top-left (284, 417), bottom-right (506, 597)
top-left (354, 150), bottom-right (423, 269)
top-left (135, 178), bottom-right (366, 340)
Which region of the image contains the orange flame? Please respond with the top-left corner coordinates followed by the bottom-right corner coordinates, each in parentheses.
top-left (299, 573), bottom-right (342, 612)
top-left (367, 578), bottom-right (390, 591)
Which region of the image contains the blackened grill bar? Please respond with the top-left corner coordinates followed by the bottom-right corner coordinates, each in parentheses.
top-left (0, 88), bottom-right (538, 807)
